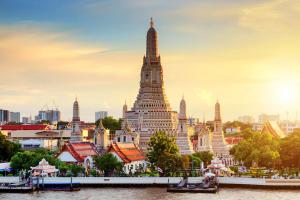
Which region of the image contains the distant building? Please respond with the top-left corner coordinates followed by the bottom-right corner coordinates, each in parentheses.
top-left (0, 124), bottom-right (71, 150)
top-left (95, 111), bottom-right (108, 122)
top-left (258, 114), bottom-right (280, 124)
top-left (225, 127), bottom-right (241, 134)
top-left (22, 117), bottom-right (30, 124)
top-left (252, 123), bottom-right (264, 132)
top-left (0, 109), bottom-right (10, 124)
top-left (9, 112), bottom-right (20, 123)
top-left (37, 109), bottom-right (61, 123)
top-left (238, 115), bottom-right (255, 124)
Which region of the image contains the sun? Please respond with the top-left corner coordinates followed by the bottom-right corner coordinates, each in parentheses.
top-left (277, 82), bottom-right (297, 105)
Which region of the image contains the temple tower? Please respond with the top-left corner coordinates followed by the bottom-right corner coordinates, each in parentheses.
top-left (176, 97), bottom-right (194, 155)
top-left (124, 18), bottom-right (178, 151)
top-left (70, 97), bottom-right (82, 142)
top-left (211, 100), bottom-right (229, 155)
top-left (95, 120), bottom-right (110, 149)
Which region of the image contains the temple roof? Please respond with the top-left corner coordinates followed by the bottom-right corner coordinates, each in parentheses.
top-left (60, 142), bottom-right (98, 162)
top-left (0, 124), bottom-right (49, 131)
top-left (108, 142), bottom-right (145, 163)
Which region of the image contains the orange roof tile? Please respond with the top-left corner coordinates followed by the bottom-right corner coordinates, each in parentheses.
top-left (108, 142), bottom-right (145, 163)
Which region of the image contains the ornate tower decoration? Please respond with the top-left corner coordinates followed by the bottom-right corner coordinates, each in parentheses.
top-left (176, 96), bottom-right (195, 155)
top-left (70, 97), bottom-right (82, 142)
top-left (95, 120), bottom-right (110, 150)
top-left (122, 100), bottom-right (127, 119)
top-left (211, 100), bottom-right (229, 156)
top-left (124, 18), bottom-right (178, 151)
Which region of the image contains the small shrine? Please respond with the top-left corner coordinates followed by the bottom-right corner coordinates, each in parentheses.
top-left (30, 158), bottom-right (58, 177)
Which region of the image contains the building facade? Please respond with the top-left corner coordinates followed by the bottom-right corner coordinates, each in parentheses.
top-left (123, 19), bottom-right (178, 151)
top-left (95, 111), bottom-right (108, 122)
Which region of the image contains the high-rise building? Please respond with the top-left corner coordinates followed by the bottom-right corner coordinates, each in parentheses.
top-left (0, 109), bottom-right (10, 124)
top-left (258, 114), bottom-right (280, 124)
top-left (95, 111), bottom-right (108, 122)
top-left (9, 112), bottom-right (20, 123)
top-left (238, 115), bottom-right (255, 124)
top-left (123, 19), bottom-right (178, 151)
top-left (37, 109), bottom-right (61, 123)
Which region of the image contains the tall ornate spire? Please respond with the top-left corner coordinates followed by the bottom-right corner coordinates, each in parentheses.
top-left (72, 97), bottom-right (80, 122)
top-left (179, 96), bottom-right (187, 119)
top-left (146, 18), bottom-right (158, 61)
top-left (215, 101), bottom-right (221, 121)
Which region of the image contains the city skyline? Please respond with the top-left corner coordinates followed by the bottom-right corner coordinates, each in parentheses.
top-left (1, 0), bottom-right (300, 122)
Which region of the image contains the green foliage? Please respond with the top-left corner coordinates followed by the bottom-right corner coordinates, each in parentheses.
top-left (90, 169), bottom-right (98, 177)
top-left (156, 152), bottom-right (182, 177)
top-left (95, 117), bottom-right (122, 134)
top-left (68, 164), bottom-right (83, 177)
top-left (280, 131), bottom-right (300, 168)
top-left (57, 121), bottom-right (69, 130)
top-left (230, 130), bottom-right (280, 167)
top-left (147, 131), bottom-right (179, 165)
top-left (10, 148), bottom-right (62, 172)
top-left (36, 120), bottom-right (51, 125)
top-left (94, 153), bottom-right (123, 176)
top-left (193, 151), bottom-right (213, 167)
top-left (0, 132), bottom-right (21, 162)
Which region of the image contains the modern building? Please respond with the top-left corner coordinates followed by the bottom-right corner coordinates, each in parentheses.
top-left (9, 112), bottom-right (20, 123)
top-left (258, 114), bottom-right (280, 124)
top-left (176, 97), bottom-right (194, 155)
top-left (238, 115), bottom-right (255, 124)
top-left (37, 109), bottom-right (61, 123)
top-left (95, 111), bottom-right (108, 122)
top-left (123, 19), bottom-right (178, 151)
top-left (0, 109), bottom-right (10, 124)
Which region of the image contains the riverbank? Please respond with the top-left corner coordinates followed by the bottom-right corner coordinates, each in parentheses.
top-left (1, 177), bottom-right (300, 190)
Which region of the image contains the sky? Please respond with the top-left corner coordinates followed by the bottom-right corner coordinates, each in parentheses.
top-left (0, 0), bottom-right (300, 122)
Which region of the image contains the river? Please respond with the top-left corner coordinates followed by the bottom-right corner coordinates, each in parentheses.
top-left (1, 188), bottom-right (300, 200)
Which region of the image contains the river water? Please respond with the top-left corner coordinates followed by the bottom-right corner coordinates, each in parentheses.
top-left (1, 188), bottom-right (300, 200)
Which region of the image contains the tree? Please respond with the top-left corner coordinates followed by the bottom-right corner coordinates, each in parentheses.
top-left (0, 132), bottom-right (21, 162)
top-left (193, 151), bottom-right (213, 167)
top-left (230, 130), bottom-right (280, 168)
top-left (156, 152), bottom-right (182, 177)
top-left (280, 131), bottom-right (300, 168)
top-left (94, 153), bottom-right (122, 176)
top-left (96, 117), bottom-right (122, 134)
top-left (68, 164), bottom-right (83, 177)
top-left (10, 148), bottom-right (62, 173)
top-left (147, 131), bottom-right (179, 165)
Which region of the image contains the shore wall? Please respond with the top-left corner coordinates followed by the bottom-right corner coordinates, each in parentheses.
top-left (1, 177), bottom-right (300, 189)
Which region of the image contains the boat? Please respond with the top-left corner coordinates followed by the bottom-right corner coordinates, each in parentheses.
top-left (167, 173), bottom-right (219, 193)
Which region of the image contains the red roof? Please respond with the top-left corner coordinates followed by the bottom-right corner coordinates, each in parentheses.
top-left (225, 136), bottom-right (243, 145)
top-left (108, 142), bottom-right (145, 163)
top-left (0, 124), bottom-right (49, 131)
top-left (61, 142), bottom-right (99, 162)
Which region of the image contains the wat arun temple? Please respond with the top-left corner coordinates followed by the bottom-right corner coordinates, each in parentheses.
top-left (123, 19), bottom-right (229, 157)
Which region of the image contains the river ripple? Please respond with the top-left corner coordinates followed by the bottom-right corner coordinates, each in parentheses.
top-left (1, 188), bottom-right (300, 200)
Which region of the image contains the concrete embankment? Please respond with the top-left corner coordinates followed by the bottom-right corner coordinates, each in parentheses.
top-left (1, 177), bottom-right (300, 189)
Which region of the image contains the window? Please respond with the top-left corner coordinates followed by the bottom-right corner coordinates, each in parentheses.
top-left (123, 136), bottom-right (126, 142)
top-left (117, 137), bottom-right (120, 142)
